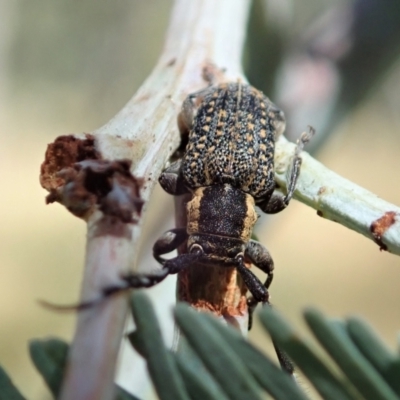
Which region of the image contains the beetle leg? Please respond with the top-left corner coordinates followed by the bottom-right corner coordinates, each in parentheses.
top-left (258, 126), bottom-right (315, 214)
top-left (100, 252), bottom-right (198, 305)
top-left (237, 257), bottom-right (294, 375)
top-left (236, 260), bottom-right (269, 330)
top-left (123, 252), bottom-right (200, 288)
top-left (236, 260), bottom-right (269, 304)
top-left (44, 268), bottom-right (171, 312)
top-left (57, 230), bottom-right (188, 310)
top-left (245, 239), bottom-right (274, 287)
top-left (244, 240), bottom-right (274, 329)
top-left (153, 228), bottom-right (188, 264)
top-left (257, 159), bottom-right (301, 214)
top-left (158, 159), bottom-right (190, 195)
top-left (273, 343), bottom-right (295, 375)
top-left (122, 252), bottom-right (196, 286)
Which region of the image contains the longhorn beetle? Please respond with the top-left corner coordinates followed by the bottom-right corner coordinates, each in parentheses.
top-left (115, 82), bottom-right (313, 372)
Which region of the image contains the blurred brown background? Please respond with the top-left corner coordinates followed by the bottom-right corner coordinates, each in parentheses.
top-left (1, 1), bottom-right (400, 399)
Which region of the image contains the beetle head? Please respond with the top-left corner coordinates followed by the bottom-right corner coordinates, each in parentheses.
top-left (187, 233), bottom-right (245, 266)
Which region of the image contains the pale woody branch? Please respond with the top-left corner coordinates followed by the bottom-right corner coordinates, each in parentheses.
top-left (276, 137), bottom-right (400, 255)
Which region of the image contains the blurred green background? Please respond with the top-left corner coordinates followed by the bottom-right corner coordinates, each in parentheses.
top-left (1, 1), bottom-right (400, 398)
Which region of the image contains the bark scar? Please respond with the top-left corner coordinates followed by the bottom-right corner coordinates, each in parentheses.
top-left (40, 135), bottom-right (143, 223)
top-left (370, 211), bottom-right (397, 251)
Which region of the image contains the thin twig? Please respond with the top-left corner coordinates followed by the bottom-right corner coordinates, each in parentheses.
top-left (276, 136), bottom-right (400, 255)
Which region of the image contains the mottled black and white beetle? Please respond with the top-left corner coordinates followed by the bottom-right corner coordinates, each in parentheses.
top-left (124, 82), bottom-right (312, 315)
top-left (90, 81), bottom-right (312, 374)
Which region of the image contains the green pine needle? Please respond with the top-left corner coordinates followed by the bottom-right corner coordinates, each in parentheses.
top-left (2, 292), bottom-right (400, 400)
top-left (0, 366), bottom-right (27, 400)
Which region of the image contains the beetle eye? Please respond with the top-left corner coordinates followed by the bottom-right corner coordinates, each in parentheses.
top-left (234, 253), bottom-right (244, 263)
top-left (189, 244), bottom-right (204, 256)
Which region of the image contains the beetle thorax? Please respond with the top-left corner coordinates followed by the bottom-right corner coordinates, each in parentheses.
top-left (186, 184), bottom-right (257, 242)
